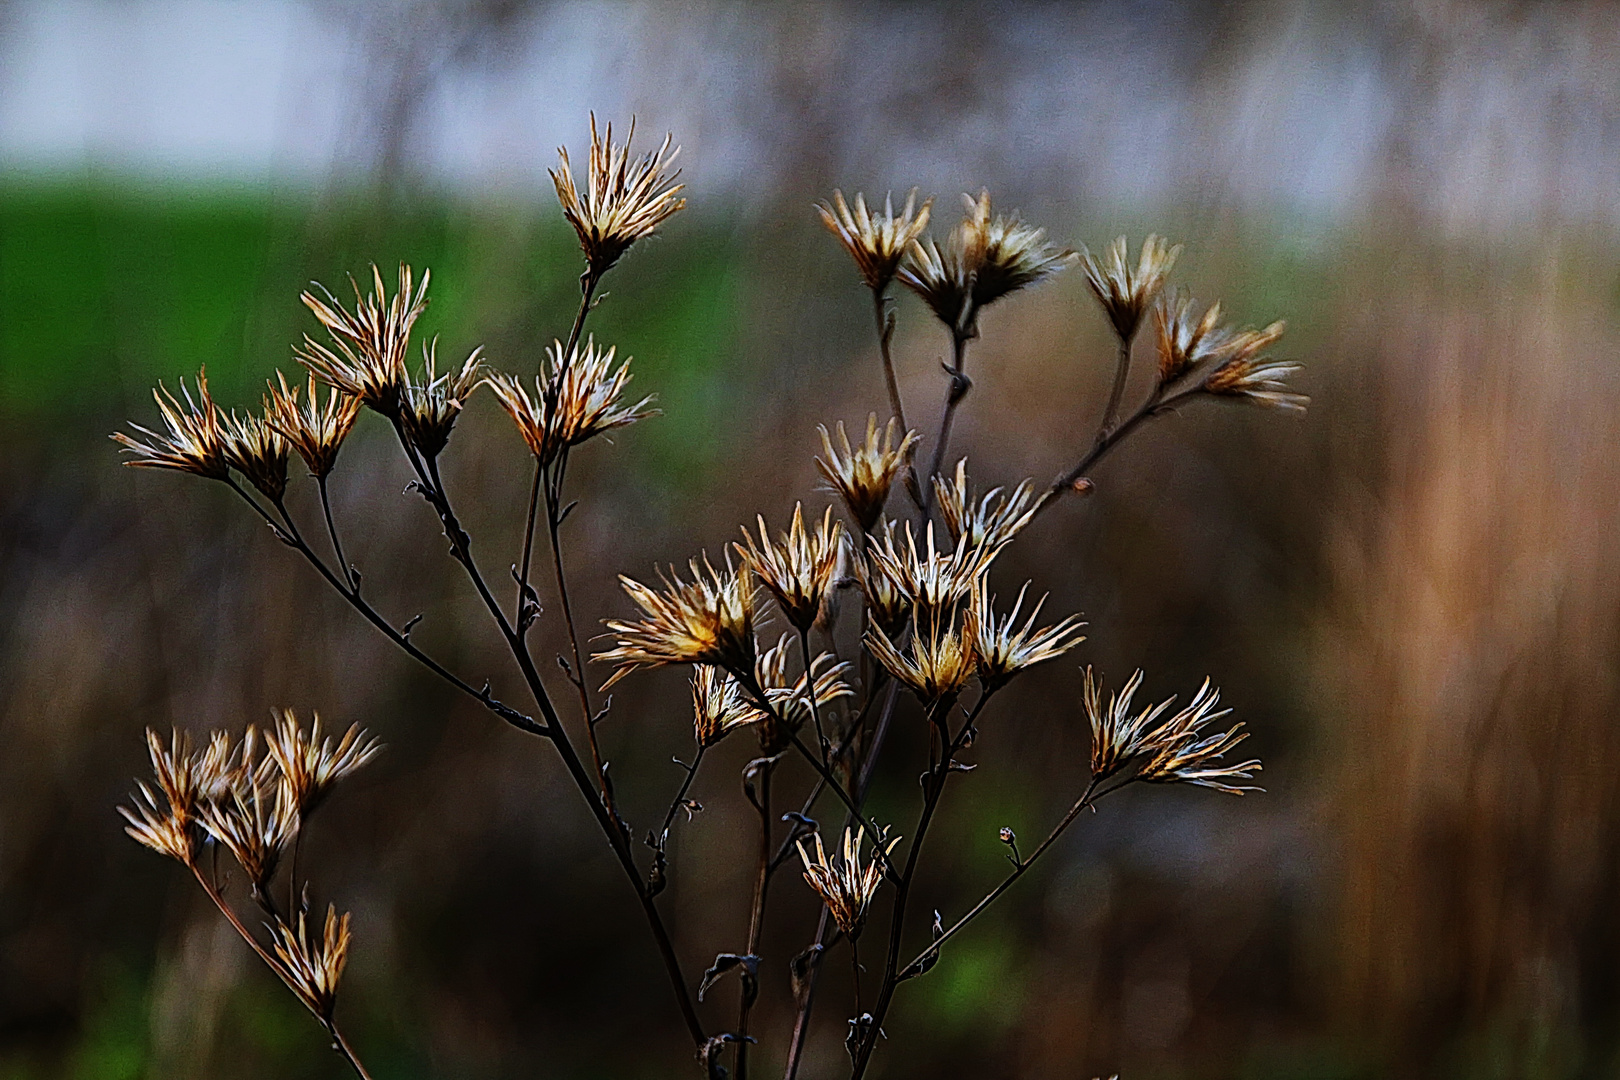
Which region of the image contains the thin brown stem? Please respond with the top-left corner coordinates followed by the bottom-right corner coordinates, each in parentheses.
top-left (736, 759), bottom-right (774, 1080)
top-left (920, 330), bottom-right (972, 519)
top-left (799, 629), bottom-right (831, 765)
top-left (1096, 335), bottom-right (1134, 445)
top-left (327, 1023), bottom-right (377, 1080)
top-left (1040, 384), bottom-right (1205, 518)
top-left (317, 475), bottom-right (353, 589)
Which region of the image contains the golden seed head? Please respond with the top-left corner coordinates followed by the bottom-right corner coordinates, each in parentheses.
top-left (197, 748), bottom-right (300, 898)
top-left (1081, 235), bottom-right (1181, 342)
top-left (399, 341), bottom-right (484, 460)
top-left (1154, 292), bottom-right (1236, 384)
top-left (119, 729), bottom-right (204, 865)
top-left (864, 520), bottom-right (1000, 624)
top-left (265, 371), bottom-right (361, 479)
top-left (221, 408), bottom-right (291, 503)
top-left (898, 190), bottom-right (1075, 334)
top-left (934, 459), bottom-right (1047, 551)
top-left (1204, 321), bottom-right (1307, 412)
top-left (964, 581), bottom-right (1087, 691)
top-left (597, 554), bottom-right (757, 687)
top-left (817, 415), bottom-right (918, 532)
top-left (864, 609), bottom-right (975, 707)
top-left (486, 336), bottom-right (656, 468)
top-left (113, 371), bottom-right (231, 480)
top-left (797, 825), bottom-right (900, 940)
top-left (552, 114), bottom-right (685, 277)
top-left (750, 634), bottom-right (855, 753)
top-left (268, 904), bottom-right (352, 1022)
top-left (263, 709), bottom-right (381, 820)
top-left (692, 664), bottom-right (764, 748)
top-left (737, 504), bottom-right (844, 632)
top-left (852, 529), bottom-right (912, 639)
top-left (298, 265), bottom-right (429, 418)
top-left (1082, 669), bottom-right (1262, 793)
top-left (816, 188), bottom-right (933, 293)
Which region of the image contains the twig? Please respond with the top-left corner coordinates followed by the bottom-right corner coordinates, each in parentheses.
top-left (920, 330), bottom-right (973, 518)
top-left (735, 757), bottom-right (775, 1080)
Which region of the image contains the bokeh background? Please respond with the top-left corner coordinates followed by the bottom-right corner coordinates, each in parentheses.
top-left (3, 1), bottom-right (1619, 1077)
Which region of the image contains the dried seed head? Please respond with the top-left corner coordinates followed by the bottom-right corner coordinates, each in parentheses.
top-left (964, 581), bottom-right (1087, 691)
top-left (852, 531), bottom-right (912, 638)
top-left (816, 188), bottom-right (933, 293)
top-left (486, 336), bottom-right (655, 468)
top-left (198, 749), bottom-right (300, 898)
top-left (263, 709), bottom-right (381, 820)
top-left (1154, 292), bottom-right (1236, 384)
top-left (750, 634), bottom-right (855, 753)
top-left (552, 114), bottom-right (685, 277)
top-left (1083, 669), bottom-right (1262, 793)
top-left (692, 665), bottom-right (763, 748)
top-left (898, 190), bottom-right (1074, 335)
top-left (268, 905), bottom-right (352, 1022)
top-left (113, 372), bottom-right (231, 480)
top-left (597, 555), bottom-right (757, 687)
top-left (119, 729), bottom-right (203, 864)
top-left (864, 609), bottom-right (975, 707)
top-left (817, 416), bottom-right (918, 532)
top-left (797, 826), bottom-right (900, 940)
top-left (1081, 235), bottom-right (1181, 342)
top-left (934, 460), bottom-right (1047, 550)
top-left (399, 341), bottom-right (483, 460)
top-left (864, 520), bottom-right (999, 624)
top-left (221, 408), bottom-right (290, 503)
top-left (297, 265), bottom-right (429, 418)
top-left (265, 372), bottom-right (361, 479)
top-left (737, 504), bottom-right (844, 632)
top-left (1204, 321), bottom-right (1307, 412)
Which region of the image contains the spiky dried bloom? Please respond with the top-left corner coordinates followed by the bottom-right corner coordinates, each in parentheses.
top-left (1205, 321), bottom-right (1307, 412)
top-left (552, 115), bottom-right (685, 277)
top-left (598, 556), bottom-right (757, 687)
top-left (1154, 292), bottom-right (1238, 384)
top-left (197, 758), bottom-right (299, 897)
top-left (263, 709), bottom-right (380, 819)
top-left (898, 190), bottom-right (1074, 333)
top-left (692, 665), bottom-right (762, 748)
top-left (817, 416), bottom-right (918, 532)
top-left (113, 373), bottom-right (230, 480)
top-left (964, 582), bottom-right (1087, 691)
top-left (1136, 678), bottom-right (1262, 793)
top-left (852, 534), bottom-right (912, 638)
top-left (864, 611), bottom-right (975, 706)
top-left (297, 265), bottom-right (429, 418)
top-left (221, 409), bottom-right (290, 502)
top-left (1081, 235), bottom-right (1181, 342)
top-left (119, 729), bottom-right (203, 864)
top-left (268, 905), bottom-right (352, 1022)
top-left (265, 372), bottom-right (361, 479)
top-left (934, 460), bottom-right (1047, 550)
top-left (738, 504), bottom-right (844, 631)
top-left (486, 336), bottom-right (655, 468)
top-left (864, 521), bottom-right (999, 623)
top-left (817, 189), bottom-right (932, 293)
top-left (1083, 668), bottom-right (1175, 781)
top-left (691, 639), bottom-right (852, 751)
top-left (797, 826), bottom-right (900, 940)
top-left (399, 342), bottom-right (483, 459)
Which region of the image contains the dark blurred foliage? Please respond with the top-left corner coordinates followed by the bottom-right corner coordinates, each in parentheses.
top-left (4, 3), bottom-right (1620, 1079)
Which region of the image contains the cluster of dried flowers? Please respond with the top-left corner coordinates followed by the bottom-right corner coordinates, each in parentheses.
top-left (117, 114), bottom-right (1303, 1080)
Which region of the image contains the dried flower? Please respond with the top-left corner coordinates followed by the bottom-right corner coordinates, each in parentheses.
top-left (552, 115), bottom-right (685, 277)
top-left (738, 504), bottom-right (844, 631)
top-left (1083, 668), bottom-right (1174, 781)
top-left (692, 665), bottom-right (762, 748)
top-left (113, 372), bottom-right (230, 480)
top-left (817, 415), bottom-right (918, 532)
top-left (964, 582), bottom-right (1087, 691)
top-left (852, 534), bottom-right (912, 638)
top-left (263, 709), bottom-right (380, 819)
top-left (197, 757), bottom-right (299, 897)
top-left (486, 336), bottom-right (655, 468)
top-left (753, 634), bottom-right (855, 751)
top-left (119, 729), bottom-right (203, 864)
top-left (899, 190), bottom-right (1074, 334)
top-left (1081, 235), bottom-right (1181, 342)
top-left (1205, 321), bottom-right (1307, 412)
top-left (266, 372), bottom-right (361, 479)
top-left (297, 265), bottom-right (429, 418)
top-left (598, 555), bottom-right (757, 687)
top-left (1136, 679), bottom-right (1262, 794)
top-left (864, 521), bottom-right (999, 622)
top-left (1154, 292), bottom-right (1236, 384)
top-left (268, 905), bottom-right (352, 1022)
top-left (797, 826), bottom-right (900, 939)
top-left (399, 341), bottom-right (483, 459)
top-left (817, 189), bottom-right (932, 293)
top-left (934, 460), bottom-right (1046, 550)
top-left (221, 409), bottom-right (290, 503)
top-left (864, 610), bottom-right (975, 706)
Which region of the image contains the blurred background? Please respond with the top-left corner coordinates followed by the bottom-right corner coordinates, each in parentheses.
top-left (3, 1), bottom-right (1619, 1077)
